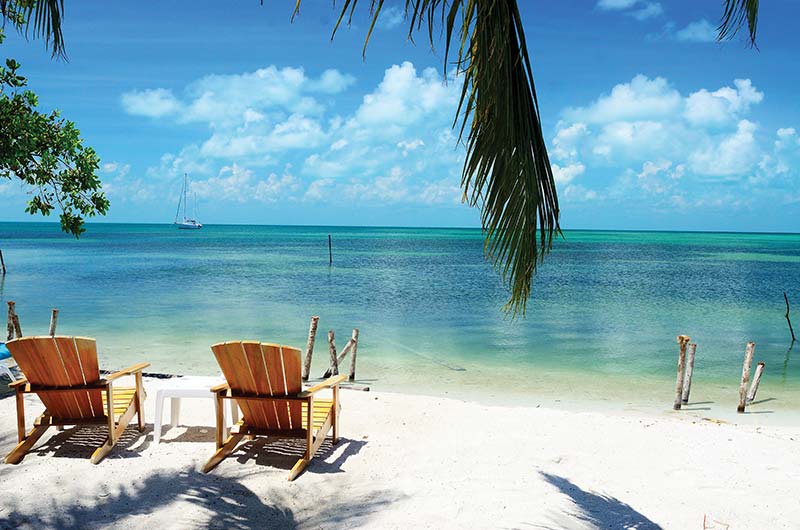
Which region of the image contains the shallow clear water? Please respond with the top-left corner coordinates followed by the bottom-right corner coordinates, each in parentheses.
top-left (1, 223), bottom-right (798, 413)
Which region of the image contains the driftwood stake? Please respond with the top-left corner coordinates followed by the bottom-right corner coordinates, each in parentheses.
top-left (747, 362), bottom-right (765, 403)
top-left (328, 234), bottom-right (332, 266)
top-left (302, 316), bottom-right (319, 381)
top-left (737, 342), bottom-right (756, 413)
top-left (674, 335), bottom-right (690, 410)
top-left (48, 308), bottom-right (59, 336)
top-left (348, 328), bottom-right (359, 381)
top-left (323, 339), bottom-right (353, 379)
top-left (0, 249), bottom-right (6, 274)
top-left (681, 343), bottom-right (697, 404)
top-left (6, 301), bottom-right (15, 341)
top-left (785, 292), bottom-right (796, 342)
top-left (327, 330), bottom-right (338, 376)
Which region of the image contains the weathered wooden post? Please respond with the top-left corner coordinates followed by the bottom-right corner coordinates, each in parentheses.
top-left (11, 314), bottom-right (21, 338)
top-left (6, 301), bottom-right (15, 341)
top-left (348, 328), bottom-right (359, 381)
top-left (785, 292), bottom-right (796, 343)
top-left (0, 249), bottom-right (6, 274)
top-left (48, 308), bottom-right (59, 336)
top-left (324, 338), bottom-right (353, 378)
top-left (737, 342), bottom-right (756, 413)
top-left (681, 343), bottom-right (697, 404)
top-left (674, 335), bottom-right (690, 410)
top-left (747, 362), bottom-right (765, 403)
top-left (327, 330), bottom-right (338, 376)
top-left (328, 235), bottom-right (332, 266)
top-left (302, 316), bottom-right (319, 381)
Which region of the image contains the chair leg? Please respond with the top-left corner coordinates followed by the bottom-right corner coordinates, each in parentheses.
top-left (135, 372), bottom-right (145, 432)
top-left (170, 397), bottom-right (180, 427)
top-left (4, 424), bottom-right (49, 464)
top-left (202, 431), bottom-right (245, 473)
top-left (288, 457), bottom-right (309, 481)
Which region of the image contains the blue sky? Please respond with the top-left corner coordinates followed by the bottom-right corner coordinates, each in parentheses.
top-left (2, 1), bottom-right (799, 231)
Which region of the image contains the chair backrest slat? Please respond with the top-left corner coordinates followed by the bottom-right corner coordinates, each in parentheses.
top-left (7, 336), bottom-right (104, 419)
top-left (211, 341), bottom-right (303, 431)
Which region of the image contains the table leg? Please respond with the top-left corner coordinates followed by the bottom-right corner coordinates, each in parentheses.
top-left (154, 392), bottom-right (164, 444)
top-left (170, 397), bottom-right (180, 427)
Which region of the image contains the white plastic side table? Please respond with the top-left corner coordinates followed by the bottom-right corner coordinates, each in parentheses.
top-left (154, 386), bottom-right (239, 443)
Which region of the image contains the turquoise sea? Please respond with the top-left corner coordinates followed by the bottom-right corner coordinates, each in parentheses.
top-left (1, 222), bottom-right (799, 415)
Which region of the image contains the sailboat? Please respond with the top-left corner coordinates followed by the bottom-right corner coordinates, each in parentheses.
top-left (174, 173), bottom-right (203, 229)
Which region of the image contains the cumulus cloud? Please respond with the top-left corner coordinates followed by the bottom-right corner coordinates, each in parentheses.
top-left (121, 88), bottom-right (181, 118)
top-left (121, 61), bottom-right (464, 211)
top-left (675, 19), bottom-right (717, 42)
top-left (551, 74), bottom-right (800, 208)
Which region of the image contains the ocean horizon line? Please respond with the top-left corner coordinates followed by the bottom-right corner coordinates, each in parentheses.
top-left (1, 219), bottom-right (799, 237)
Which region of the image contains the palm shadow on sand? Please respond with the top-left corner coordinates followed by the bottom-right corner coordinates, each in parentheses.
top-left (536, 472), bottom-right (663, 530)
top-left (0, 467), bottom-right (402, 530)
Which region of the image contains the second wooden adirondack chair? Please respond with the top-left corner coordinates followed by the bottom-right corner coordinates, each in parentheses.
top-left (202, 340), bottom-right (346, 481)
top-left (4, 336), bottom-right (149, 464)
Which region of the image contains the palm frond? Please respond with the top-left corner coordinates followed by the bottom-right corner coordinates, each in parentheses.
top-left (315, 0), bottom-right (560, 315)
top-left (718, 0), bottom-right (759, 47)
top-left (0, 0), bottom-right (67, 58)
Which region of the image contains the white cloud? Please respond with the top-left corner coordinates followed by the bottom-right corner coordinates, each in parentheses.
top-left (564, 75), bottom-right (681, 124)
top-left (597, 0), bottom-right (640, 10)
top-left (121, 88), bottom-right (181, 118)
top-left (378, 6), bottom-right (405, 29)
top-left (553, 163), bottom-right (586, 185)
top-left (689, 120), bottom-right (759, 177)
top-left (684, 79), bottom-right (763, 126)
top-left (312, 69), bottom-right (356, 94)
top-left (630, 2), bottom-right (663, 20)
top-left (675, 19), bottom-right (717, 42)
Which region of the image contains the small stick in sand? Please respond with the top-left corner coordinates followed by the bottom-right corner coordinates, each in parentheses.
top-left (6, 301), bottom-right (15, 341)
top-left (681, 343), bottom-right (697, 404)
top-left (327, 330), bottom-right (339, 376)
top-left (302, 316), bottom-right (319, 381)
top-left (348, 328), bottom-right (359, 382)
top-left (674, 335), bottom-right (690, 410)
top-left (747, 362), bottom-right (765, 403)
top-left (48, 308), bottom-right (59, 336)
top-left (737, 342), bottom-right (756, 413)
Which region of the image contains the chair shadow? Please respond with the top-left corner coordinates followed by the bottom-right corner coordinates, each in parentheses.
top-left (29, 423), bottom-right (151, 460)
top-left (0, 467), bottom-right (402, 530)
top-left (686, 401), bottom-right (714, 405)
top-left (539, 472), bottom-right (663, 530)
top-left (232, 436), bottom-right (367, 475)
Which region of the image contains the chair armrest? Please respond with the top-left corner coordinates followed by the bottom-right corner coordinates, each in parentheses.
top-left (8, 378), bottom-right (28, 389)
top-left (210, 382), bottom-right (229, 393)
top-left (106, 362), bottom-right (150, 382)
top-left (300, 374), bottom-right (347, 396)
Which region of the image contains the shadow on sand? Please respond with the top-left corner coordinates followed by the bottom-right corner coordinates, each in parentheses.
top-left (538, 472), bottom-right (663, 530)
top-left (0, 466), bottom-right (402, 530)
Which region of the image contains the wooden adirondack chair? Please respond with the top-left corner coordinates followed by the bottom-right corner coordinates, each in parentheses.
top-left (202, 340), bottom-right (346, 481)
top-left (4, 336), bottom-right (149, 464)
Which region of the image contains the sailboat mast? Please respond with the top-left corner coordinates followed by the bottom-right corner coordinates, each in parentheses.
top-left (183, 173), bottom-right (188, 220)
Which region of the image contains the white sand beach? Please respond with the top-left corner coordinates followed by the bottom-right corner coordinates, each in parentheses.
top-left (0, 375), bottom-right (798, 530)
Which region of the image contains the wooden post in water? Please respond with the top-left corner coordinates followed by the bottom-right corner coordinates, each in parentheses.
top-left (348, 328), bottom-right (359, 381)
top-left (0, 249), bottom-right (6, 274)
top-left (785, 292), bottom-right (796, 343)
top-left (11, 314), bottom-right (21, 338)
top-left (327, 330), bottom-right (339, 376)
top-left (674, 335), bottom-right (690, 410)
top-left (747, 362), bottom-right (765, 403)
top-left (681, 343), bottom-right (697, 404)
top-left (324, 339), bottom-right (353, 378)
top-left (737, 342), bottom-right (756, 413)
top-left (48, 308), bottom-right (59, 336)
top-left (328, 235), bottom-right (332, 266)
top-left (6, 301), bottom-right (15, 340)
top-left (302, 316), bottom-right (319, 381)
